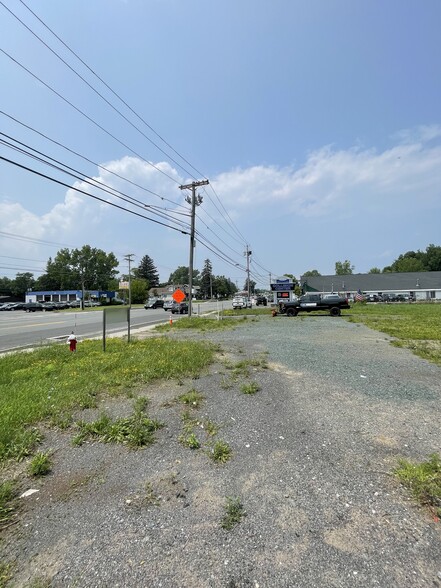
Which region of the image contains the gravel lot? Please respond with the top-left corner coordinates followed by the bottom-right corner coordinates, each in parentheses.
top-left (2, 315), bottom-right (441, 588)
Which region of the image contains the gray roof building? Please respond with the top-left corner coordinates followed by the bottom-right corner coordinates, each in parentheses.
top-left (300, 271), bottom-right (441, 300)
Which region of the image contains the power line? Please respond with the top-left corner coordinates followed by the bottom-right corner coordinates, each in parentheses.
top-left (1, 0), bottom-right (201, 181)
top-left (0, 47), bottom-right (181, 186)
top-left (0, 155), bottom-right (190, 234)
top-left (1, 133), bottom-right (191, 231)
top-left (17, 0), bottom-right (208, 180)
top-left (1, 111), bottom-right (187, 210)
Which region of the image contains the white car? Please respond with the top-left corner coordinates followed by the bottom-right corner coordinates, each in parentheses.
top-left (232, 296), bottom-right (251, 309)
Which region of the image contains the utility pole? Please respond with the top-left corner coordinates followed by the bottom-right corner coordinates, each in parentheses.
top-left (179, 179), bottom-right (209, 317)
top-left (245, 245), bottom-right (252, 298)
top-left (124, 254), bottom-right (134, 343)
top-left (124, 254), bottom-right (135, 308)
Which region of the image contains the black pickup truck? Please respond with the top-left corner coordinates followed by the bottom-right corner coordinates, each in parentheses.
top-left (279, 293), bottom-right (350, 317)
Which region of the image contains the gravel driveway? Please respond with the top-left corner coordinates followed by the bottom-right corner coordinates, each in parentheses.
top-left (3, 315), bottom-right (441, 588)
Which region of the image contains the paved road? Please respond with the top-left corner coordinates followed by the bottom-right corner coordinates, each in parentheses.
top-left (0, 301), bottom-right (225, 353)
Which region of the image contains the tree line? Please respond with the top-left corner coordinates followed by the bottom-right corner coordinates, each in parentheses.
top-left (0, 246), bottom-right (237, 302)
top-left (302, 244), bottom-right (441, 277)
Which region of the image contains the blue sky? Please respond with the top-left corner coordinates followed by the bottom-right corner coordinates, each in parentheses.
top-left (1, 0), bottom-right (440, 288)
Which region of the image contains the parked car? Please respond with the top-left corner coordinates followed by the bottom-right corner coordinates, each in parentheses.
top-left (52, 301), bottom-right (70, 309)
top-left (3, 302), bottom-right (25, 311)
top-left (22, 302), bottom-right (44, 312)
top-left (170, 301), bottom-right (189, 314)
top-left (144, 298), bottom-right (165, 309)
top-left (40, 302), bottom-right (56, 311)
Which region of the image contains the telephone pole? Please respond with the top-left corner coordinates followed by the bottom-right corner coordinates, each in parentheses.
top-left (245, 245), bottom-right (252, 298)
top-left (179, 179), bottom-right (209, 317)
top-left (124, 254), bottom-right (135, 309)
top-left (124, 253), bottom-right (134, 342)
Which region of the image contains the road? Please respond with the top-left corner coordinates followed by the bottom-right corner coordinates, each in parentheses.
top-left (0, 301), bottom-right (223, 353)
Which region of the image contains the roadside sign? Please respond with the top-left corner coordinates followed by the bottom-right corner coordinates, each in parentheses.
top-left (173, 289), bottom-right (185, 303)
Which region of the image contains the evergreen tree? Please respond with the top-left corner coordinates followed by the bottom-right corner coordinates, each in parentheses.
top-left (200, 259), bottom-right (213, 299)
top-left (135, 255), bottom-right (159, 287)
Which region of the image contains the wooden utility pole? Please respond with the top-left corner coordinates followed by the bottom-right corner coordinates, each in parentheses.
top-left (245, 245), bottom-right (252, 298)
top-left (179, 179), bottom-right (209, 317)
top-left (124, 253), bottom-right (134, 341)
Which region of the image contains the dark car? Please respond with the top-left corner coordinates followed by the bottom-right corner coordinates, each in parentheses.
top-left (256, 296), bottom-right (267, 306)
top-left (40, 302), bottom-right (56, 311)
top-left (144, 298), bottom-right (165, 309)
top-left (22, 302), bottom-right (44, 312)
top-left (170, 301), bottom-right (188, 314)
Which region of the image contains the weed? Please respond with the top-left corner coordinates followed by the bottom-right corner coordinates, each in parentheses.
top-left (179, 433), bottom-right (201, 449)
top-left (0, 480), bottom-right (17, 531)
top-left (177, 388), bottom-right (204, 409)
top-left (143, 482), bottom-right (160, 506)
top-left (181, 410), bottom-right (199, 433)
top-left (209, 439), bottom-right (232, 463)
top-left (0, 562), bottom-right (14, 587)
top-left (203, 419), bottom-right (220, 437)
top-left (219, 376), bottom-right (233, 390)
top-left (395, 453), bottom-right (441, 517)
top-left (133, 396), bottom-right (149, 413)
top-left (240, 381), bottom-right (260, 395)
top-left (221, 496), bottom-right (246, 530)
top-left (28, 452), bottom-right (52, 476)
top-left (73, 411), bottom-right (163, 448)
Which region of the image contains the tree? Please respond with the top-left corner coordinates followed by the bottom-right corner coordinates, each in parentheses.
top-left (11, 273), bottom-right (35, 298)
top-left (134, 255), bottom-right (159, 287)
top-left (0, 276), bottom-right (13, 296)
top-left (335, 260), bottom-right (354, 275)
top-left (302, 270), bottom-right (321, 277)
top-left (168, 266), bottom-right (200, 287)
top-left (389, 251), bottom-right (425, 273)
top-left (213, 275), bottom-right (237, 298)
top-left (368, 267), bottom-right (381, 274)
top-left (424, 244), bottom-right (441, 271)
top-left (130, 279), bottom-right (149, 304)
top-left (243, 278), bottom-right (256, 294)
top-left (199, 259), bottom-right (213, 299)
top-left (37, 246), bottom-right (118, 291)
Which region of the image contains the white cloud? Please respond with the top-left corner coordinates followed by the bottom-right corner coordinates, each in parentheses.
top-left (213, 132), bottom-right (441, 219)
top-left (1, 127), bottom-right (440, 279)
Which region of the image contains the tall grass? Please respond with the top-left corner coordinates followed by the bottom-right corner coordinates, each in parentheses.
top-left (0, 337), bottom-right (214, 461)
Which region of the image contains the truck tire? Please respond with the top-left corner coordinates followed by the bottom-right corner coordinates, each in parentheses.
top-left (286, 308), bottom-right (298, 317)
top-left (330, 307), bottom-right (341, 317)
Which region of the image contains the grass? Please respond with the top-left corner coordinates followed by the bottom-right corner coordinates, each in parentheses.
top-left (155, 316), bottom-right (247, 332)
top-left (177, 388), bottom-right (205, 409)
top-left (72, 398), bottom-right (163, 448)
top-left (0, 562), bottom-right (14, 588)
top-left (240, 381), bottom-right (260, 395)
top-left (178, 432), bottom-right (201, 449)
top-left (395, 453), bottom-right (441, 518)
top-left (0, 337), bottom-right (214, 462)
top-left (28, 452), bottom-right (52, 476)
top-left (0, 480), bottom-right (17, 530)
top-left (221, 496), bottom-right (246, 530)
top-left (346, 303), bottom-right (441, 364)
top-left (208, 439), bottom-right (232, 463)
top-left (222, 308), bottom-right (272, 316)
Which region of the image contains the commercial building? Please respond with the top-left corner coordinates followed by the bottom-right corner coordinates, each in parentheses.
top-left (300, 271), bottom-right (441, 301)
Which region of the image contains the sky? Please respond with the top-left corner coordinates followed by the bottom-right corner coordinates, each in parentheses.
top-left (1, 0), bottom-right (440, 289)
